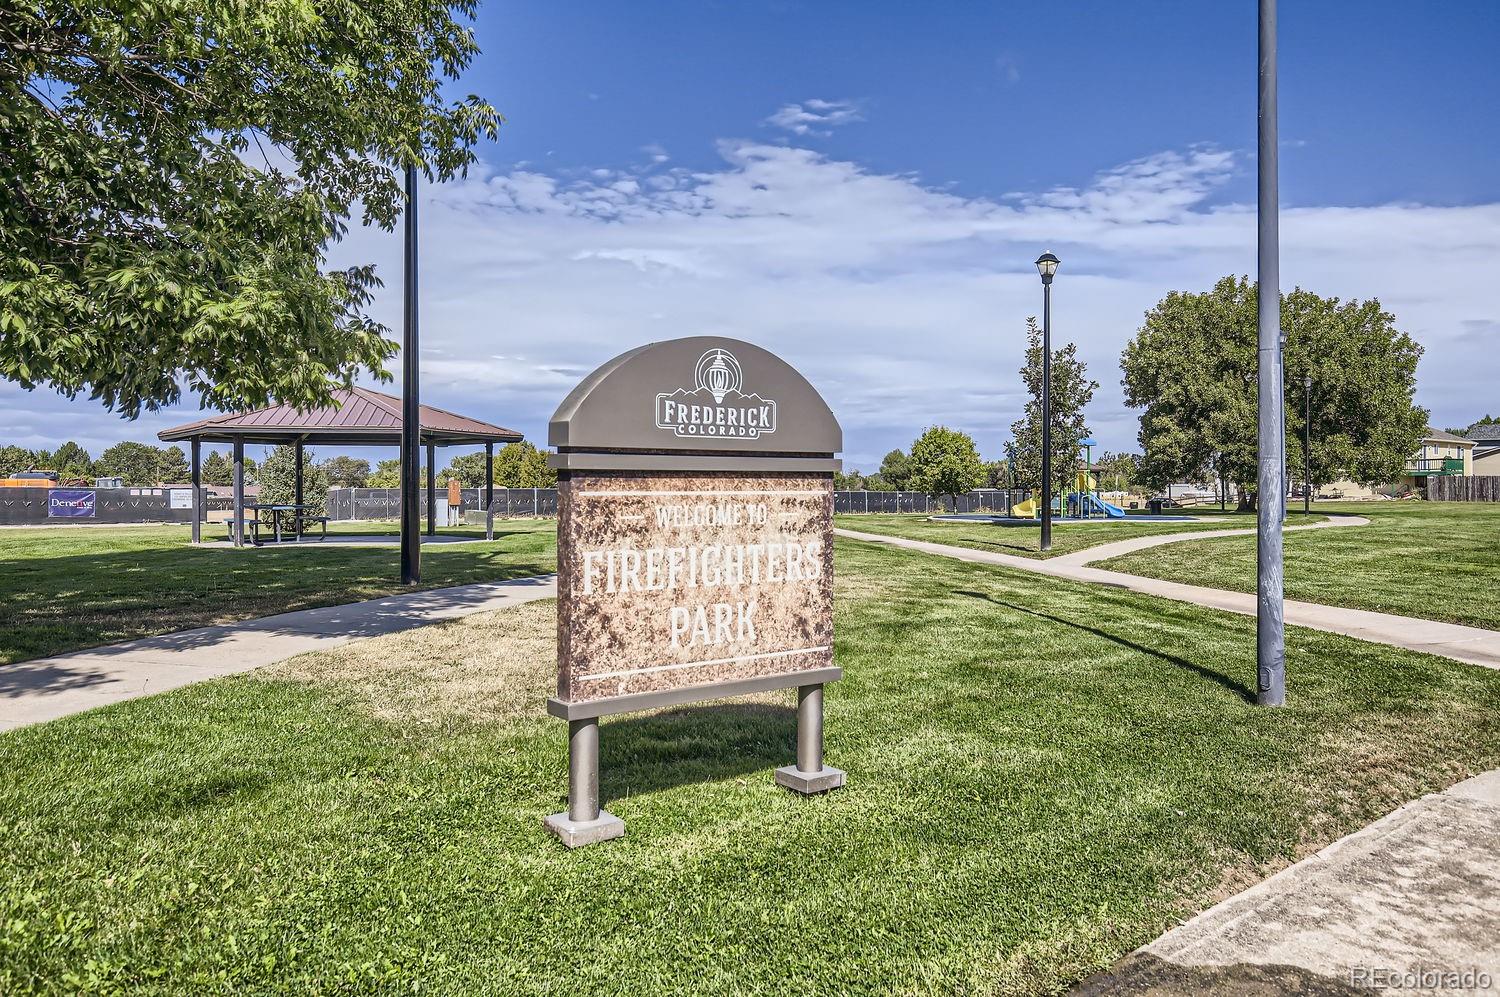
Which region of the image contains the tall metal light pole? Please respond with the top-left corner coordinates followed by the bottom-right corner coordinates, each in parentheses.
top-left (400, 163), bottom-right (422, 584)
top-left (1256, 0), bottom-right (1286, 706)
top-left (1035, 252), bottom-right (1060, 551)
top-left (1303, 373), bottom-right (1312, 515)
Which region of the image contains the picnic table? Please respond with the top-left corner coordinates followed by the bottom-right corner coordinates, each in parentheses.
top-left (237, 504), bottom-right (329, 545)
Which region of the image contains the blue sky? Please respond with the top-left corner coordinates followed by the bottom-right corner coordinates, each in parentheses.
top-left (5, 1), bottom-right (1498, 474)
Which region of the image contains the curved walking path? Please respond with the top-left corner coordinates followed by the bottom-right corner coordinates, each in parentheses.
top-left (0, 575), bottom-right (558, 732)
top-left (836, 516), bottom-right (1500, 670)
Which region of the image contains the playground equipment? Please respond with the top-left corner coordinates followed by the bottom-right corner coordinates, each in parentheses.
top-left (1010, 497), bottom-right (1038, 518)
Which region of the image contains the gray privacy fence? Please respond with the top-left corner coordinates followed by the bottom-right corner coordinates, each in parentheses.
top-left (1427, 475), bottom-right (1500, 502)
top-left (833, 489), bottom-right (1031, 514)
top-left (327, 487), bottom-right (558, 520)
top-left (0, 486), bottom-right (222, 526)
top-left (326, 487), bottom-right (1033, 521)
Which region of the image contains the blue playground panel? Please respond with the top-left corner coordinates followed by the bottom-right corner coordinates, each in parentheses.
top-left (929, 513), bottom-right (1199, 525)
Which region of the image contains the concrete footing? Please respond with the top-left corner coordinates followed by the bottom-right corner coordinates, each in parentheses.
top-left (775, 765), bottom-right (845, 795)
top-left (543, 810), bottom-right (625, 848)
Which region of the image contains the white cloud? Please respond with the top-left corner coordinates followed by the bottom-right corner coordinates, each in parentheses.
top-left (764, 98), bottom-right (863, 137)
top-left (7, 136), bottom-right (1498, 475)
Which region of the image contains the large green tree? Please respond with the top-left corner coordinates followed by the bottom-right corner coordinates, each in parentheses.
top-left (0, 444), bottom-right (38, 476)
top-left (907, 426), bottom-right (985, 500)
top-left (201, 450), bottom-right (233, 487)
top-left (1005, 318), bottom-right (1098, 492)
top-left (256, 444), bottom-right (329, 517)
top-left (49, 440), bottom-right (93, 479)
top-left (1, 1), bottom-right (498, 417)
top-left (320, 455), bottom-right (370, 488)
top-left (877, 449), bottom-right (912, 491)
top-left (95, 440), bottom-right (163, 484)
top-left (1121, 277), bottom-right (1427, 507)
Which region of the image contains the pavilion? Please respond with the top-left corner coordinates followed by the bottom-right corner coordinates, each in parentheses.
top-left (159, 386), bottom-right (523, 546)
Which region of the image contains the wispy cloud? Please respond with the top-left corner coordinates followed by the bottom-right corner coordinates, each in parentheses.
top-left (764, 98), bottom-right (863, 137)
top-left (7, 134), bottom-right (1498, 473)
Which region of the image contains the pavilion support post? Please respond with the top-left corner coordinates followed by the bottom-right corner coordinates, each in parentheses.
top-left (232, 439), bottom-right (245, 548)
top-left (293, 438), bottom-right (304, 534)
top-left (485, 441), bottom-right (494, 541)
top-left (190, 439), bottom-right (201, 545)
top-left (426, 441), bottom-right (436, 536)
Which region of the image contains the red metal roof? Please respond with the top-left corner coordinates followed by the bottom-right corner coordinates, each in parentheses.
top-left (159, 387), bottom-right (524, 446)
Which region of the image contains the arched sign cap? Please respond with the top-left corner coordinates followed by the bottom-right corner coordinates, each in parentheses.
top-left (549, 337), bottom-right (842, 472)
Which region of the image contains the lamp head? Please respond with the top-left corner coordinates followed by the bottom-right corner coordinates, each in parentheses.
top-left (1035, 252), bottom-right (1060, 285)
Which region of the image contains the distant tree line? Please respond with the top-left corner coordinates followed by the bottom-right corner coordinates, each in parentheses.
top-left (0, 440), bottom-right (557, 490)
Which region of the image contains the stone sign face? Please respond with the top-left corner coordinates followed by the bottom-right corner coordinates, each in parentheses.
top-left (556, 471), bottom-right (833, 703)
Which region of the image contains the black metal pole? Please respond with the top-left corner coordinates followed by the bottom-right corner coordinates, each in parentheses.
top-left (400, 163), bottom-right (421, 584)
top-left (1304, 376), bottom-right (1312, 515)
top-left (1256, 0), bottom-right (1286, 706)
top-left (485, 441), bottom-right (494, 541)
top-left (426, 441), bottom-right (436, 536)
top-left (190, 438), bottom-right (201, 544)
top-left (1040, 277), bottom-right (1053, 551)
top-left (293, 439), bottom-right (304, 533)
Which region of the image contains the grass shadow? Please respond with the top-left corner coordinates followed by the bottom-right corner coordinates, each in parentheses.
top-left (599, 702), bottom-right (797, 801)
top-left (953, 589), bottom-right (1256, 703)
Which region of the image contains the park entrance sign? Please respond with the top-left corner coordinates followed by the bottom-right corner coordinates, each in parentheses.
top-left (546, 336), bottom-right (844, 847)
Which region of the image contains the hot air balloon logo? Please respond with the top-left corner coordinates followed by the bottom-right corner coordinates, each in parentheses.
top-left (694, 349), bottom-right (743, 403)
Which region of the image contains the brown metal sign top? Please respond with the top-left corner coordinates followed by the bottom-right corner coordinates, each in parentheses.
top-left (549, 337), bottom-right (842, 455)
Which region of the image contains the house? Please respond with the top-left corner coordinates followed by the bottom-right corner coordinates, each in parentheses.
top-left (1467, 425), bottom-right (1500, 476)
top-left (1318, 428), bottom-right (1475, 500)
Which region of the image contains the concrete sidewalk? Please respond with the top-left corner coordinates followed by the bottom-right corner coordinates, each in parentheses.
top-left (835, 526), bottom-right (1500, 669)
top-left (0, 575), bottom-right (557, 731)
top-left (1076, 770), bottom-right (1500, 995)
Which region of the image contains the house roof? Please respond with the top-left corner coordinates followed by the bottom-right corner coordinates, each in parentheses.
top-left (1423, 427), bottom-right (1475, 446)
top-left (158, 387), bottom-right (524, 447)
top-left (1464, 424), bottom-right (1500, 444)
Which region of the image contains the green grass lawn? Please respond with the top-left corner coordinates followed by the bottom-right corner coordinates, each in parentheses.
top-left (834, 509), bottom-right (1324, 560)
top-left (2, 537), bottom-right (1496, 993)
top-left (1098, 501), bottom-right (1500, 630)
top-left (0, 521), bottom-right (556, 665)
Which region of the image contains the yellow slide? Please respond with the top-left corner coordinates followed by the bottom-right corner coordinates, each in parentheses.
top-left (1010, 498), bottom-right (1037, 518)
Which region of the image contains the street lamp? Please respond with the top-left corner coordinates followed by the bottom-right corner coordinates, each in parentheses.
top-left (1035, 252), bottom-right (1059, 551)
top-left (1303, 373), bottom-right (1312, 515)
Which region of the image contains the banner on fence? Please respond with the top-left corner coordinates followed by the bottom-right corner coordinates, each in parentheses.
top-left (47, 489), bottom-right (96, 518)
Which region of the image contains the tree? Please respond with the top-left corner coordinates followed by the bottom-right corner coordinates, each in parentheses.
top-left (157, 445), bottom-right (190, 483)
top-left (202, 451), bottom-right (234, 487)
top-left (877, 449), bottom-right (912, 491)
top-left (368, 458), bottom-right (403, 488)
top-left (444, 452), bottom-right (489, 488)
top-left (493, 442), bottom-right (556, 488)
top-left (321, 455), bottom-right (371, 488)
top-left (907, 427), bottom-right (985, 500)
top-left (1121, 277), bottom-right (1427, 508)
top-left (50, 441), bottom-right (94, 480)
top-left (1005, 318), bottom-right (1098, 492)
top-left (984, 459), bottom-right (1011, 490)
top-left (1, 2), bottom-right (499, 418)
top-left (1096, 452), bottom-right (1142, 492)
top-left (256, 445), bottom-right (329, 518)
top-left (0, 445), bottom-right (38, 476)
top-left (834, 469), bottom-right (866, 490)
top-left (96, 441), bottom-right (164, 485)
top-left (1449, 414), bottom-right (1499, 437)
